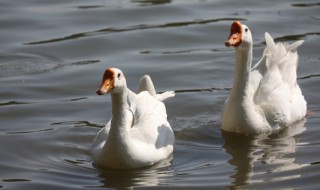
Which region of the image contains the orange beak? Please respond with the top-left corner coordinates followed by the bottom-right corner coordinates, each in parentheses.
top-left (96, 68), bottom-right (115, 95)
top-left (225, 21), bottom-right (242, 47)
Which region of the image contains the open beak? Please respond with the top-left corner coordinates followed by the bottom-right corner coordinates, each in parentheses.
top-left (225, 21), bottom-right (242, 47)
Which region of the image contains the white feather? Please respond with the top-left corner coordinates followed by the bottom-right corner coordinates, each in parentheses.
top-left (221, 23), bottom-right (307, 135)
top-left (91, 69), bottom-right (175, 169)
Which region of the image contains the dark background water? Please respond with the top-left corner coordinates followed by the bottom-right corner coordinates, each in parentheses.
top-left (0, 0), bottom-right (319, 189)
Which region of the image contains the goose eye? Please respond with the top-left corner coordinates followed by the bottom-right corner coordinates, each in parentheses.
top-left (245, 28), bottom-right (248, 32)
top-left (117, 73), bottom-right (121, 79)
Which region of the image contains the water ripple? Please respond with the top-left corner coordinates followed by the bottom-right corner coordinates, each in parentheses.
top-left (5, 128), bottom-right (53, 135)
top-left (291, 2), bottom-right (320, 7)
top-left (298, 73), bottom-right (320, 80)
top-left (174, 87), bottom-right (231, 93)
top-left (274, 32), bottom-right (320, 42)
top-left (50, 120), bottom-right (103, 128)
top-left (2, 179), bottom-right (31, 182)
top-left (0, 101), bottom-right (28, 107)
top-left (25, 17), bottom-right (245, 45)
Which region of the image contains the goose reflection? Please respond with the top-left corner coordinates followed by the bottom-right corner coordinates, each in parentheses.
top-left (95, 155), bottom-right (173, 189)
top-left (222, 119), bottom-right (306, 189)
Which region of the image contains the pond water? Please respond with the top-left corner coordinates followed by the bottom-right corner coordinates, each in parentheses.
top-left (0, 0), bottom-right (319, 189)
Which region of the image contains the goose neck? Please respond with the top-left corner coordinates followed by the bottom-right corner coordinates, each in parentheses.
top-left (230, 47), bottom-right (252, 100)
top-left (110, 88), bottom-right (130, 133)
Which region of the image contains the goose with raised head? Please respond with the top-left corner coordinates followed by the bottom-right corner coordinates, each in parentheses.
top-left (221, 21), bottom-right (307, 135)
top-left (91, 68), bottom-right (175, 169)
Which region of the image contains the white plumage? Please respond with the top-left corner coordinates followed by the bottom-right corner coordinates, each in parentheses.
top-left (221, 21), bottom-right (307, 134)
top-left (91, 68), bottom-right (175, 169)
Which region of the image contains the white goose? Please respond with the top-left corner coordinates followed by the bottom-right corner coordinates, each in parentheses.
top-left (91, 68), bottom-right (175, 169)
top-left (221, 21), bottom-right (307, 134)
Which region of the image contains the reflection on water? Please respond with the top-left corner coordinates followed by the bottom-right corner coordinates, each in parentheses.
top-left (96, 156), bottom-right (173, 189)
top-left (222, 119), bottom-right (306, 189)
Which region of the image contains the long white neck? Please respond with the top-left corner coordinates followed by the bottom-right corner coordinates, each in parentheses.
top-left (100, 84), bottom-right (135, 158)
top-left (229, 47), bottom-right (252, 102)
top-left (109, 87), bottom-right (130, 138)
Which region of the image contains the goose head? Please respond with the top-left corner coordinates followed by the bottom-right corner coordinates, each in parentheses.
top-left (225, 21), bottom-right (252, 50)
top-left (96, 68), bottom-right (126, 95)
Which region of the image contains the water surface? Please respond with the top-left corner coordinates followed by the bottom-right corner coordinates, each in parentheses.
top-left (0, 0), bottom-right (320, 189)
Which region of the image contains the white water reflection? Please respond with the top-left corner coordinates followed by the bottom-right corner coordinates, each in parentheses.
top-left (222, 119), bottom-right (307, 188)
top-left (94, 155), bottom-right (174, 189)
